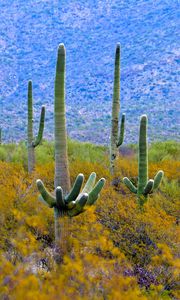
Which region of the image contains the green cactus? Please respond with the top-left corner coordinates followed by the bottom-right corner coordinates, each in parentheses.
top-left (54, 44), bottom-right (70, 193)
top-left (110, 44), bottom-right (125, 174)
top-left (123, 115), bottom-right (164, 207)
top-left (37, 172), bottom-right (105, 243)
top-left (27, 81), bottom-right (45, 172)
top-left (36, 44), bottom-right (105, 259)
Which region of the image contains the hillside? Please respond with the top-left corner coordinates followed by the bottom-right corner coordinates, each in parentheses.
top-left (0, 140), bottom-right (179, 299)
top-left (1, 0), bottom-right (179, 143)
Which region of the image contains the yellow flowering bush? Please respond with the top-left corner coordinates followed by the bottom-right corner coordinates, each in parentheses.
top-left (0, 141), bottom-right (179, 299)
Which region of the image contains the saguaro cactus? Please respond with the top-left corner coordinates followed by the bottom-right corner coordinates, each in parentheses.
top-left (36, 44), bottom-right (105, 259)
top-left (110, 44), bottom-right (125, 174)
top-left (123, 115), bottom-right (164, 206)
top-left (27, 81), bottom-right (45, 172)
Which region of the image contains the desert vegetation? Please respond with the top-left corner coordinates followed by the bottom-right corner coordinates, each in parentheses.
top-left (0, 139), bottom-right (179, 299)
top-left (0, 44), bottom-right (179, 299)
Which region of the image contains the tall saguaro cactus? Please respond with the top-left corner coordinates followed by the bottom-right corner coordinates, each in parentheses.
top-left (36, 44), bottom-right (105, 260)
top-left (123, 115), bottom-right (164, 206)
top-left (27, 81), bottom-right (45, 173)
top-left (110, 44), bottom-right (125, 174)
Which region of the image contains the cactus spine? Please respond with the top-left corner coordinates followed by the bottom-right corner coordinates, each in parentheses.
top-left (110, 44), bottom-right (125, 174)
top-left (123, 115), bottom-right (164, 206)
top-left (27, 81), bottom-right (45, 172)
top-left (36, 44), bottom-right (105, 260)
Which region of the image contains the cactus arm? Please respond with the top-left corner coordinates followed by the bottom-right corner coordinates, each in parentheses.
top-left (117, 113), bottom-right (125, 147)
top-left (67, 201), bottom-right (76, 210)
top-left (143, 179), bottom-right (154, 195)
top-left (65, 173), bottom-right (84, 203)
top-left (36, 179), bottom-right (56, 207)
top-left (123, 177), bottom-right (137, 194)
top-left (38, 195), bottom-right (51, 207)
top-left (153, 170), bottom-right (164, 190)
top-left (87, 178), bottom-right (106, 205)
top-left (54, 44), bottom-right (70, 192)
top-left (138, 115), bottom-right (148, 195)
top-left (56, 187), bottom-right (65, 209)
top-left (33, 106), bottom-right (45, 147)
top-left (68, 193), bottom-right (88, 217)
top-left (81, 172), bottom-right (96, 193)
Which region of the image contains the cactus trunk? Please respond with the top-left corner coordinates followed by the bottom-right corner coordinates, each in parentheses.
top-left (138, 115), bottom-right (148, 203)
top-left (110, 44), bottom-right (125, 174)
top-left (27, 81), bottom-right (35, 172)
top-left (54, 209), bottom-right (68, 262)
top-left (54, 44), bottom-right (70, 259)
top-left (54, 44), bottom-right (70, 193)
top-left (110, 44), bottom-right (120, 173)
top-left (28, 146), bottom-right (35, 173)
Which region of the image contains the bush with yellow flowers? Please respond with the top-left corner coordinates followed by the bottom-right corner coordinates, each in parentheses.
top-left (0, 140), bottom-right (179, 299)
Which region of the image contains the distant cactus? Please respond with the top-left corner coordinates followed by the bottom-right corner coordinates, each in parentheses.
top-left (123, 115), bottom-right (164, 207)
top-left (110, 44), bottom-right (125, 174)
top-left (0, 128), bottom-right (2, 144)
top-left (27, 81), bottom-right (45, 172)
top-left (36, 44), bottom-right (105, 260)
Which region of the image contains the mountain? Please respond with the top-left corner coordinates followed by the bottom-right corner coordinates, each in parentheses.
top-left (0, 0), bottom-right (179, 144)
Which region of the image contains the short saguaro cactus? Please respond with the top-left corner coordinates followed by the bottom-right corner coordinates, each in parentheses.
top-left (123, 115), bottom-right (164, 207)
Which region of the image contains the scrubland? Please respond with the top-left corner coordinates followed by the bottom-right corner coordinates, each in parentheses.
top-left (0, 140), bottom-right (179, 299)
